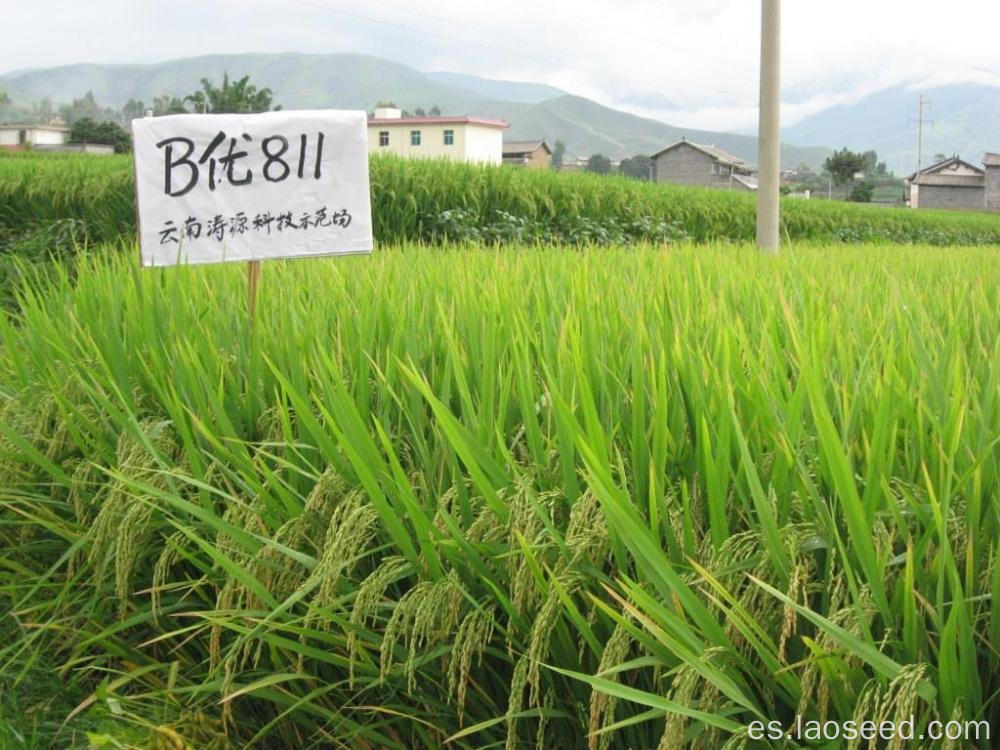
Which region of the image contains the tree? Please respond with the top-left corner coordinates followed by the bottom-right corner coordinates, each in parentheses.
top-left (414, 107), bottom-right (426, 117)
top-left (59, 91), bottom-right (117, 126)
top-left (823, 148), bottom-right (867, 199)
top-left (794, 162), bottom-right (816, 178)
top-left (849, 179), bottom-right (875, 203)
top-left (0, 90), bottom-right (12, 124)
top-left (34, 97), bottom-right (53, 123)
top-left (859, 150), bottom-right (890, 177)
top-left (69, 117), bottom-right (132, 153)
top-left (551, 140), bottom-right (566, 170)
top-left (619, 154), bottom-right (654, 180)
top-left (585, 153), bottom-right (612, 175)
top-left (152, 95), bottom-right (188, 116)
top-left (375, 100), bottom-right (398, 108)
top-left (429, 105), bottom-right (441, 116)
top-left (121, 98), bottom-right (146, 121)
top-left (184, 73), bottom-right (279, 114)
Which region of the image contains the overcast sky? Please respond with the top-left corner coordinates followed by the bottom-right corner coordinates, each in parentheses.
top-left (5, 0), bottom-right (1000, 130)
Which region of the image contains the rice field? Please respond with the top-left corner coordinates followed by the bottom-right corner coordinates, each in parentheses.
top-left (2, 242), bottom-right (1000, 748)
top-left (5, 150), bottom-right (1000, 249)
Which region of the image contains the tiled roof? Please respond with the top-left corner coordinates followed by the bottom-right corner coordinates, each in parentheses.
top-left (906, 156), bottom-right (983, 182)
top-left (651, 139), bottom-right (752, 169)
top-left (503, 140), bottom-right (549, 154)
top-left (913, 174), bottom-right (984, 187)
top-left (0, 123), bottom-right (70, 132)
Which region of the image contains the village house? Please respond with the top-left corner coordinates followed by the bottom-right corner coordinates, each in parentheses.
top-left (502, 139), bottom-right (551, 169)
top-left (367, 107), bottom-right (507, 164)
top-left (557, 155), bottom-right (622, 173)
top-left (905, 156), bottom-right (987, 210)
top-left (0, 122), bottom-right (115, 155)
top-left (558, 155), bottom-right (588, 172)
top-left (651, 139), bottom-right (757, 190)
top-left (0, 123), bottom-right (70, 149)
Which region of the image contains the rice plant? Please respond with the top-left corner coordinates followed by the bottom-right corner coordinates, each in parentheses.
top-left (5, 150), bottom-right (1000, 252)
top-left (1, 243), bottom-right (999, 748)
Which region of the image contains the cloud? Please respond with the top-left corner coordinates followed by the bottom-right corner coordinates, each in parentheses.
top-left (3, 0), bottom-right (1000, 133)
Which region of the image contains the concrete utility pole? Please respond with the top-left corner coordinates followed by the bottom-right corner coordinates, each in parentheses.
top-left (756, 0), bottom-right (781, 253)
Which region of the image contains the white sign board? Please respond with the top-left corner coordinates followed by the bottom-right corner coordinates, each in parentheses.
top-left (132, 110), bottom-right (372, 266)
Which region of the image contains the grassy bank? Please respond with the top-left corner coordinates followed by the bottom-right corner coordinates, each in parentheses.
top-left (2, 243), bottom-right (999, 747)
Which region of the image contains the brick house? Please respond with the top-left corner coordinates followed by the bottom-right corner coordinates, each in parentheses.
top-left (985, 153), bottom-right (1000, 212)
top-left (905, 157), bottom-right (985, 210)
top-left (651, 139), bottom-right (757, 190)
top-left (502, 140), bottom-right (551, 169)
top-left (906, 154), bottom-right (1000, 211)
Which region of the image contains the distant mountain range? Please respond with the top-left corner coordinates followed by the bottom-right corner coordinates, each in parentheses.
top-left (783, 83), bottom-right (1000, 175)
top-left (424, 71), bottom-right (566, 105)
top-left (0, 52), bottom-right (830, 168)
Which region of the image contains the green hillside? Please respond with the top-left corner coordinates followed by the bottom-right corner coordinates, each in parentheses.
top-left (784, 83), bottom-right (1000, 175)
top-left (1, 52), bottom-right (829, 166)
top-left (1, 53), bottom-right (485, 112)
top-left (425, 71), bottom-right (568, 103)
top-left (496, 95), bottom-right (830, 169)
top-left (0, 78), bottom-right (32, 107)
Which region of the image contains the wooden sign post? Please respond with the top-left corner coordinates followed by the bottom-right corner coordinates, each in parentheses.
top-left (247, 259), bottom-right (262, 327)
top-left (131, 110), bottom-right (374, 325)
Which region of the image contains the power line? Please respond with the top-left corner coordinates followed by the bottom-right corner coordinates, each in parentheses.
top-left (907, 95), bottom-right (933, 190)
